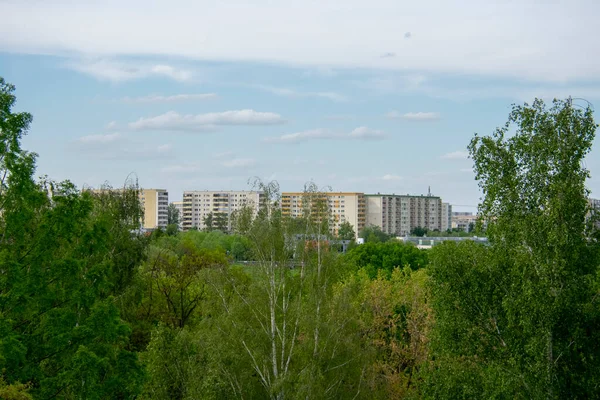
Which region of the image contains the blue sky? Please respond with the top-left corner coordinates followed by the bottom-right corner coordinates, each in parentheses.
top-left (1, 0), bottom-right (600, 210)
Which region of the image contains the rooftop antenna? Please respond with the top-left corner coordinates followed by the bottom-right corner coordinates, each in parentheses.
top-left (428, 186), bottom-right (431, 196)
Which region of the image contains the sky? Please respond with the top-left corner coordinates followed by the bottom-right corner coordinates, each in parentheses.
top-left (1, 0), bottom-right (600, 210)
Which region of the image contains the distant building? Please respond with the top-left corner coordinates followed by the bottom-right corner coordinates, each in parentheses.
top-left (181, 190), bottom-right (264, 231)
top-left (90, 188), bottom-right (168, 230)
top-left (140, 189), bottom-right (169, 230)
top-left (442, 203), bottom-right (452, 232)
top-left (366, 193), bottom-right (443, 236)
top-left (281, 192), bottom-right (366, 238)
top-left (452, 211), bottom-right (478, 232)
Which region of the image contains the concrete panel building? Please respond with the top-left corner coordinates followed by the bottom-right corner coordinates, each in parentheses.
top-left (442, 202), bottom-right (453, 232)
top-left (181, 190), bottom-right (264, 231)
top-left (140, 189), bottom-right (169, 230)
top-left (451, 212), bottom-right (478, 232)
top-left (281, 192), bottom-right (366, 238)
top-left (366, 194), bottom-right (443, 236)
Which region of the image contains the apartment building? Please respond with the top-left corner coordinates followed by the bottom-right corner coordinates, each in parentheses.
top-left (442, 202), bottom-right (453, 232)
top-left (90, 188), bottom-right (168, 230)
top-left (281, 192), bottom-right (366, 238)
top-left (451, 211), bottom-right (478, 232)
top-left (181, 190), bottom-right (264, 231)
top-left (140, 189), bottom-right (169, 230)
top-left (366, 194), bottom-right (443, 236)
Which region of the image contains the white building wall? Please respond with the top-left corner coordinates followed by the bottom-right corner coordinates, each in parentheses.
top-left (182, 191), bottom-right (263, 231)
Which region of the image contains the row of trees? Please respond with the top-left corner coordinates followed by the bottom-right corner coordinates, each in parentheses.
top-left (1, 77), bottom-right (599, 398)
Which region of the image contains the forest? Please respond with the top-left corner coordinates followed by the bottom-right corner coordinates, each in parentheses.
top-left (1, 76), bottom-right (600, 399)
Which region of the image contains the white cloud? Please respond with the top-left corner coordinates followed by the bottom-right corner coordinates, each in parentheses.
top-left (381, 174), bottom-right (402, 181)
top-left (324, 114), bottom-right (355, 121)
top-left (387, 111), bottom-right (440, 121)
top-left (348, 126), bottom-right (385, 140)
top-left (264, 126), bottom-right (386, 143)
top-left (264, 129), bottom-right (337, 143)
top-left (129, 110), bottom-right (285, 132)
top-left (222, 158), bottom-right (256, 168)
top-left (77, 132), bottom-right (122, 144)
top-left (213, 151), bottom-right (234, 159)
top-left (442, 151), bottom-right (469, 159)
top-left (106, 121), bottom-right (118, 130)
top-left (253, 85), bottom-right (348, 102)
top-left (121, 93), bottom-right (217, 103)
top-left (161, 163), bottom-right (202, 174)
top-left (156, 144), bottom-right (173, 153)
top-left (74, 132), bottom-right (174, 160)
top-left (2, 1), bottom-right (599, 82)
top-left (66, 59), bottom-right (193, 82)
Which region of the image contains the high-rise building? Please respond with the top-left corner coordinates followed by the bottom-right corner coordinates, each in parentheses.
top-left (442, 202), bottom-right (452, 232)
top-left (140, 189), bottom-right (169, 230)
top-left (366, 194), bottom-right (443, 236)
top-left (89, 188), bottom-right (168, 230)
top-left (280, 192), bottom-right (366, 238)
top-left (181, 190), bottom-right (264, 231)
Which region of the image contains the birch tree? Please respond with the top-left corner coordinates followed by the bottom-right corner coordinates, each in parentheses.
top-left (425, 98), bottom-right (600, 399)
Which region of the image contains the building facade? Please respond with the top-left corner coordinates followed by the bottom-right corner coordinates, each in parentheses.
top-left (140, 189), bottom-right (169, 230)
top-left (181, 190), bottom-right (264, 231)
top-left (451, 211), bottom-right (478, 232)
top-left (441, 202), bottom-right (453, 232)
top-left (281, 192), bottom-right (366, 238)
top-left (366, 194), bottom-right (443, 236)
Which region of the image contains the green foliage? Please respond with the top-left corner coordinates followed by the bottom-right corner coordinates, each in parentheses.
top-left (424, 99), bottom-right (600, 398)
top-left (336, 267), bottom-right (431, 398)
top-left (359, 225), bottom-right (393, 243)
top-left (344, 241), bottom-right (428, 278)
top-left (0, 377), bottom-right (32, 400)
top-left (337, 221), bottom-right (356, 240)
top-left (0, 78), bottom-right (145, 398)
top-left (410, 226), bottom-right (428, 237)
top-left (140, 325), bottom-right (226, 400)
top-left (167, 203), bottom-right (180, 225)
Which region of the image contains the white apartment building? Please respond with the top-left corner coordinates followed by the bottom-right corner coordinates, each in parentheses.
top-left (442, 203), bottom-right (453, 232)
top-left (281, 192), bottom-right (366, 238)
top-left (181, 191), bottom-right (264, 231)
top-left (366, 194), bottom-right (443, 236)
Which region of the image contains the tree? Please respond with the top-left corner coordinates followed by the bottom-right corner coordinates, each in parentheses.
top-left (0, 77), bottom-right (145, 398)
top-left (338, 221), bottom-right (356, 240)
top-left (203, 212), bottom-right (214, 232)
top-left (344, 241), bottom-right (428, 279)
top-left (424, 99), bottom-right (600, 398)
top-left (205, 180), bottom-right (365, 399)
top-left (214, 212), bottom-right (229, 232)
top-left (168, 203), bottom-right (180, 225)
top-left (410, 226), bottom-right (428, 237)
top-left (359, 225), bottom-right (392, 243)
